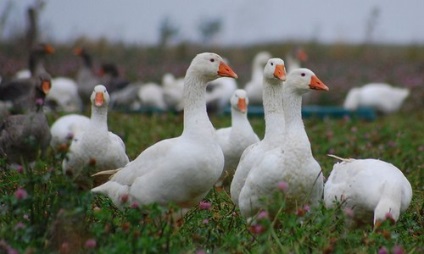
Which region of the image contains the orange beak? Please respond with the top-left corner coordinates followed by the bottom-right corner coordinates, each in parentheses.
top-left (274, 64), bottom-right (286, 81)
top-left (218, 62), bottom-right (238, 79)
top-left (42, 80), bottom-right (51, 94)
top-left (237, 98), bottom-right (247, 113)
top-left (44, 44), bottom-right (55, 54)
top-left (95, 92), bottom-right (104, 106)
top-left (309, 75), bottom-right (329, 91)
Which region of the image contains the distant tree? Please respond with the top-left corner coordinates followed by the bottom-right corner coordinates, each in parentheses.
top-left (198, 18), bottom-right (222, 44)
top-left (158, 17), bottom-right (179, 48)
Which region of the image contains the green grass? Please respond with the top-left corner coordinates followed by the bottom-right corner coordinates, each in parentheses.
top-left (1, 111), bottom-right (424, 253)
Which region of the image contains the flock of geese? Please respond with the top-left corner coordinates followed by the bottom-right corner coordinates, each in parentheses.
top-left (0, 47), bottom-right (413, 227)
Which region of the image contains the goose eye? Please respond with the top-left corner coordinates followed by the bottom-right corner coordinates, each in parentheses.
top-left (270, 62), bottom-right (274, 66)
top-left (210, 58), bottom-right (215, 62)
top-left (301, 73), bottom-right (305, 77)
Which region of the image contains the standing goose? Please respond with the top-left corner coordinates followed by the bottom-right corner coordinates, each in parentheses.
top-left (245, 51), bottom-right (272, 105)
top-left (62, 85), bottom-right (129, 187)
top-left (92, 53), bottom-right (238, 209)
top-left (230, 58), bottom-right (286, 206)
top-left (324, 155), bottom-right (412, 227)
top-left (238, 68), bottom-right (328, 219)
top-left (0, 74), bottom-right (52, 166)
top-left (215, 89), bottom-right (260, 188)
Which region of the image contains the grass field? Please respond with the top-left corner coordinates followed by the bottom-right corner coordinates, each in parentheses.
top-left (1, 110), bottom-right (423, 253)
top-left (1, 41), bottom-right (424, 253)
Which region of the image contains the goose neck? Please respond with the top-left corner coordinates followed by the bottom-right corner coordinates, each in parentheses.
top-left (182, 74), bottom-right (214, 135)
top-left (262, 79), bottom-right (284, 141)
top-left (90, 106), bottom-right (109, 131)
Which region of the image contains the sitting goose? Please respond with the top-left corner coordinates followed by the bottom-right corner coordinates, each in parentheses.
top-left (324, 155), bottom-right (412, 227)
top-left (62, 85), bottom-right (129, 188)
top-left (0, 74), bottom-right (52, 167)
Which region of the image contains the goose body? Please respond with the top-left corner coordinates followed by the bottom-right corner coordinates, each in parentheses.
top-left (50, 114), bottom-right (90, 152)
top-left (231, 58), bottom-right (286, 205)
top-left (215, 89), bottom-right (259, 187)
top-left (238, 68), bottom-right (328, 218)
top-left (62, 85), bottom-right (129, 182)
top-left (0, 75), bottom-right (52, 165)
top-left (47, 77), bottom-right (83, 112)
top-left (343, 83), bottom-right (410, 114)
top-left (92, 53), bottom-right (238, 209)
top-left (245, 51), bottom-right (272, 105)
top-left (324, 157), bottom-right (412, 226)
top-left (162, 73), bottom-right (185, 111)
top-left (137, 82), bottom-right (167, 110)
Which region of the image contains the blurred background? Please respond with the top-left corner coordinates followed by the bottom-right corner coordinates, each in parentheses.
top-left (1, 0), bottom-right (423, 109)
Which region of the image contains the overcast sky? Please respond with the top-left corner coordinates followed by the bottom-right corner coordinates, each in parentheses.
top-left (1, 0), bottom-right (423, 46)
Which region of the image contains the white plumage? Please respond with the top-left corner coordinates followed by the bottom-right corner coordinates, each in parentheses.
top-left (62, 85), bottom-right (129, 181)
top-left (50, 114), bottom-right (90, 152)
top-left (245, 51), bottom-right (272, 105)
top-left (343, 83), bottom-right (409, 114)
top-left (231, 57), bottom-right (286, 206)
top-left (91, 53), bottom-right (238, 210)
top-left (238, 68), bottom-right (328, 219)
top-left (215, 89), bottom-right (259, 187)
top-left (324, 156), bottom-right (412, 226)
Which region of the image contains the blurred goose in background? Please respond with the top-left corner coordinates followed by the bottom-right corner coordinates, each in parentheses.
top-left (206, 76), bottom-right (238, 114)
top-left (62, 85), bottom-right (129, 188)
top-left (231, 58), bottom-right (286, 206)
top-left (343, 83), bottom-right (410, 114)
top-left (0, 74), bottom-right (52, 167)
top-left (324, 155), bottom-right (413, 227)
top-left (215, 89), bottom-right (259, 188)
top-left (13, 43), bottom-right (55, 79)
top-left (0, 44), bottom-right (54, 114)
top-left (238, 68), bottom-right (328, 219)
top-left (137, 82), bottom-right (167, 111)
top-left (0, 73), bottom-right (51, 114)
top-left (285, 47), bottom-right (308, 73)
top-left (99, 63), bottom-right (130, 94)
top-left (74, 47), bottom-right (100, 106)
top-left (50, 114), bottom-right (90, 152)
top-left (110, 82), bottom-right (143, 110)
top-left (46, 76), bottom-right (83, 112)
top-left (161, 73), bottom-right (185, 111)
top-left (245, 51), bottom-right (272, 105)
top-left (92, 53), bottom-right (238, 211)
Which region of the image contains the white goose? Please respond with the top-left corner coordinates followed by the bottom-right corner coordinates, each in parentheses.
top-left (161, 73), bottom-right (185, 111)
top-left (230, 58), bottom-right (286, 206)
top-left (324, 155), bottom-right (412, 226)
top-left (91, 53), bottom-right (238, 209)
top-left (238, 68), bottom-right (329, 218)
top-left (215, 89), bottom-right (260, 187)
top-left (245, 51), bottom-right (272, 105)
top-left (50, 114), bottom-right (90, 152)
top-left (62, 85), bottom-right (129, 181)
top-left (343, 83), bottom-right (410, 114)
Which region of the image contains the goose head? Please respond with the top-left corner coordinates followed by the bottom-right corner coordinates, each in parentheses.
top-left (231, 89), bottom-right (249, 113)
top-left (90, 85), bottom-right (110, 108)
top-left (263, 58), bottom-right (286, 84)
top-left (187, 53), bottom-right (238, 83)
top-left (285, 68), bottom-right (329, 94)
